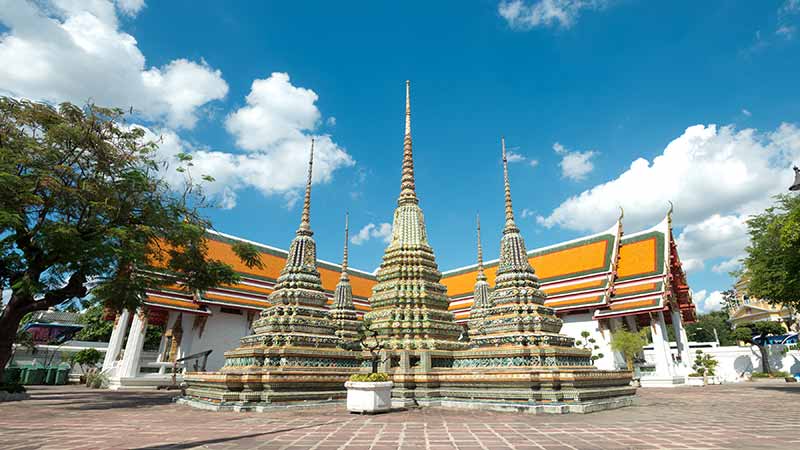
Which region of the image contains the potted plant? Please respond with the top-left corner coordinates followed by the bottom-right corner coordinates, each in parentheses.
top-left (345, 319), bottom-right (393, 414)
top-left (688, 350), bottom-right (719, 386)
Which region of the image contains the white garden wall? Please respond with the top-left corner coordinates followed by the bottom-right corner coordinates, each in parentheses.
top-left (644, 345), bottom-right (800, 382)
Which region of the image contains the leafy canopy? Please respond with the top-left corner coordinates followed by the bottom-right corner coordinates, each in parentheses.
top-left (742, 194), bottom-right (800, 310)
top-left (0, 98), bottom-right (263, 379)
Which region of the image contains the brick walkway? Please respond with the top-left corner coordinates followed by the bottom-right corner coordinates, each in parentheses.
top-left (1, 382), bottom-right (799, 449)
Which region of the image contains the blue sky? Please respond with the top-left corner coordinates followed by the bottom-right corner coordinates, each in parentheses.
top-left (1, 0), bottom-right (799, 312)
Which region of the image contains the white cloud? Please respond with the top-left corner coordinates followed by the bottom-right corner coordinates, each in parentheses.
top-left (742, 108), bottom-right (752, 117)
top-left (0, 0), bottom-right (227, 129)
top-left (539, 123), bottom-right (800, 277)
top-left (521, 208), bottom-right (535, 218)
top-left (692, 289), bottom-right (725, 314)
top-left (712, 256), bottom-right (743, 274)
top-left (326, 116), bottom-right (337, 127)
top-left (553, 142), bottom-right (597, 181)
top-left (116, 0), bottom-right (146, 16)
top-left (498, 0), bottom-right (610, 30)
top-left (781, 0), bottom-right (800, 14)
top-left (351, 223), bottom-right (392, 246)
top-left (529, 159), bottom-right (539, 168)
top-left (505, 150), bottom-right (526, 163)
top-left (776, 25), bottom-right (796, 39)
top-left (676, 214), bottom-right (749, 274)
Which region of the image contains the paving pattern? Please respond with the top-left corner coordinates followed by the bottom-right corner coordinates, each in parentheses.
top-left (1, 382), bottom-right (799, 449)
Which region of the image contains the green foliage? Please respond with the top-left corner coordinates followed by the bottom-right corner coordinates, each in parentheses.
top-left (70, 348), bottom-right (101, 369)
top-left (743, 194), bottom-right (800, 310)
top-left (685, 310), bottom-right (736, 346)
top-left (611, 329), bottom-right (648, 370)
top-left (733, 322), bottom-right (785, 344)
top-left (349, 373), bottom-right (390, 382)
top-left (0, 383), bottom-right (26, 394)
top-left (692, 350), bottom-right (718, 377)
top-left (74, 301), bottom-right (114, 342)
top-left (575, 330), bottom-right (604, 362)
top-left (0, 98), bottom-right (262, 374)
top-left (751, 371), bottom-right (789, 378)
top-left (85, 370), bottom-right (108, 389)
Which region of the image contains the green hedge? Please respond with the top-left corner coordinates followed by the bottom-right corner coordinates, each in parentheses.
top-left (751, 371), bottom-right (789, 378)
top-left (349, 373), bottom-right (390, 382)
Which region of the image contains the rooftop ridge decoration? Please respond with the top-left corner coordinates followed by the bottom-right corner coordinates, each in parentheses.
top-left (246, 139), bottom-right (339, 348)
top-left (470, 137), bottom-right (571, 348)
top-left (364, 80), bottom-right (464, 351)
top-left (330, 212), bottom-right (361, 350)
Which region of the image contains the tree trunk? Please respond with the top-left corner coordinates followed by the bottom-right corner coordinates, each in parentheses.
top-left (625, 356), bottom-right (633, 371)
top-left (758, 344), bottom-right (770, 375)
top-left (0, 303), bottom-right (27, 382)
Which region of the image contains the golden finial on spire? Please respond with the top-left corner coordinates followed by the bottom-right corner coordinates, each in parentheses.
top-left (341, 212), bottom-right (349, 280)
top-left (501, 137), bottom-right (516, 231)
top-left (618, 206), bottom-right (624, 222)
top-left (476, 213), bottom-right (486, 281)
top-left (299, 138), bottom-right (314, 232)
top-left (398, 80), bottom-right (418, 205)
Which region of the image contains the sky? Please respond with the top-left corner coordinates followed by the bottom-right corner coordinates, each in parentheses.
top-left (1, 0), bottom-right (799, 314)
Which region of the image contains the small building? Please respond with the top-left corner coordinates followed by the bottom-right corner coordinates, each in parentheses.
top-left (727, 277), bottom-right (796, 332)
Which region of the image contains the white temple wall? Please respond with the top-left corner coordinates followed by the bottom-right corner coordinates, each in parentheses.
top-left (643, 345), bottom-right (800, 382)
top-left (185, 305), bottom-right (252, 371)
top-left (560, 312), bottom-right (618, 371)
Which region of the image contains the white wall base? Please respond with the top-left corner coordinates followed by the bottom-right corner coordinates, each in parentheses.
top-left (107, 374), bottom-right (182, 391)
top-left (639, 375), bottom-right (686, 388)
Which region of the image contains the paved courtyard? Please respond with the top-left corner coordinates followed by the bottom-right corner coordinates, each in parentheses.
top-left (1, 382), bottom-right (799, 450)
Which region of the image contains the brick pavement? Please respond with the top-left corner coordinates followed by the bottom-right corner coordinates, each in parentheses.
top-left (1, 382), bottom-right (798, 450)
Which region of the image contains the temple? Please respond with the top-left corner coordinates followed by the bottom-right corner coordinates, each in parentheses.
top-left (102, 82), bottom-right (696, 406)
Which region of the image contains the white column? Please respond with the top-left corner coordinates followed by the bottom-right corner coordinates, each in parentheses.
top-left (607, 317), bottom-right (627, 370)
top-left (102, 309), bottom-right (131, 372)
top-left (670, 307), bottom-right (691, 373)
top-left (118, 308), bottom-right (148, 378)
top-left (649, 311), bottom-right (675, 377)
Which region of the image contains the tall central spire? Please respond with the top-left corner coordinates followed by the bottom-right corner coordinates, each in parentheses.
top-left (501, 137), bottom-right (517, 234)
top-left (340, 212), bottom-right (349, 282)
top-left (299, 138), bottom-right (314, 234)
top-left (365, 80), bottom-right (463, 351)
top-left (398, 80), bottom-right (418, 205)
top-left (476, 213), bottom-right (486, 282)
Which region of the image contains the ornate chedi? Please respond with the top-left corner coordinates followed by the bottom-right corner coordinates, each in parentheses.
top-left (329, 213), bottom-right (362, 350)
top-left (181, 82), bottom-right (637, 414)
top-left (364, 81), bottom-right (464, 352)
top-left (182, 140), bottom-right (361, 409)
top-left (468, 214), bottom-right (492, 335)
top-left (468, 139), bottom-right (570, 349)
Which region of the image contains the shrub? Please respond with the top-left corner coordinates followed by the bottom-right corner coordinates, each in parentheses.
top-left (70, 348), bottom-right (102, 371)
top-left (751, 371), bottom-right (789, 378)
top-left (349, 373), bottom-right (390, 382)
top-left (85, 370), bottom-right (108, 389)
top-left (0, 383), bottom-right (26, 394)
top-left (692, 350), bottom-right (718, 377)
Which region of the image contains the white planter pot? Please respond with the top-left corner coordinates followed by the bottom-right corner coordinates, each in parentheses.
top-left (345, 381), bottom-right (393, 414)
top-left (686, 377), bottom-right (705, 386)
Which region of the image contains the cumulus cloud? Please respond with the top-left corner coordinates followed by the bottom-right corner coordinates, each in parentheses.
top-left (521, 208), bottom-right (535, 219)
top-left (693, 289), bottom-right (725, 314)
top-left (553, 142), bottom-right (597, 181)
top-left (351, 223), bottom-right (392, 246)
top-left (676, 214), bottom-right (749, 273)
top-left (498, 0), bottom-right (611, 30)
top-left (539, 123), bottom-right (800, 274)
top-left (0, 0), bottom-right (227, 129)
top-left (776, 25), bottom-right (796, 39)
top-left (742, 108), bottom-right (752, 117)
top-left (504, 148), bottom-right (539, 169)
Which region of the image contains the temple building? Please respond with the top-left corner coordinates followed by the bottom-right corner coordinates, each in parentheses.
top-left (102, 82), bottom-right (696, 399)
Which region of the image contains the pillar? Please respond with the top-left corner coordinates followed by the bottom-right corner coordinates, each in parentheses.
top-left (102, 309), bottom-right (131, 373)
top-left (118, 308), bottom-right (148, 378)
top-left (670, 307), bottom-right (691, 373)
top-left (625, 315), bottom-right (638, 332)
top-left (649, 311), bottom-right (675, 378)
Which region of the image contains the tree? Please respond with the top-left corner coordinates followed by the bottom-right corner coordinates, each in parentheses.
top-left (691, 350), bottom-right (718, 385)
top-left (732, 321), bottom-right (786, 374)
top-left (0, 98), bottom-right (262, 380)
top-left (685, 310), bottom-right (736, 346)
top-left (70, 348), bottom-right (102, 373)
top-left (357, 319), bottom-right (386, 374)
top-left (742, 194), bottom-right (800, 316)
top-left (575, 330), bottom-right (604, 363)
top-left (610, 329), bottom-right (648, 371)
